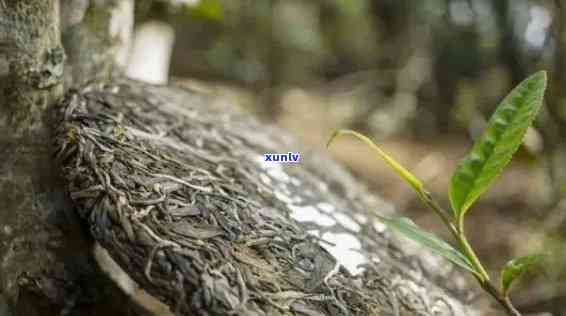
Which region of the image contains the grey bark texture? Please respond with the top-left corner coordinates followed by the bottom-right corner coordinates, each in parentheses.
top-left (0, 1), bottom-right (498, 316)
top-left (0, 1), bottom-right (139, 315)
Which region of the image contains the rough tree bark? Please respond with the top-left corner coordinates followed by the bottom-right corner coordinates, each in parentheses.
top-left (0, 1), bottom-right (142, 316)
top-left (1, 1), bottom-right (497, 316)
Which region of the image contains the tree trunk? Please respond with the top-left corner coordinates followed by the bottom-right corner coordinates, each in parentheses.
top-left (0, 1), bottom-right (139, 315)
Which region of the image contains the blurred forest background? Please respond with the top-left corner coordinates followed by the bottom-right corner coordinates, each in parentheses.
top-left (133, 0), bottom-right (566, 314)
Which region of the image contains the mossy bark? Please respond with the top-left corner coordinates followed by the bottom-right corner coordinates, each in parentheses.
top-left (0, 1), bottom-right (135, 315)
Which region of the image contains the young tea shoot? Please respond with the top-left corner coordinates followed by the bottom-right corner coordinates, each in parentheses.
top-left (327, 71), bottom-right (548, 316)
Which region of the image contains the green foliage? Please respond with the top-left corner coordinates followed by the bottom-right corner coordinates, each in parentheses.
top-left (378, 217), bottom-right (476, 273)
top-left (449, 71), bottom-right (547, 220)
top-left (327, 130), bottom-right (425, 197)
top-left (328, 71), bottom-right (548, 315)
top-left (501, 254), bottom-right (544, 296)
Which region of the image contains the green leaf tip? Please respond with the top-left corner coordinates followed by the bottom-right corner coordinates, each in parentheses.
top-left (500, 254), bottom-right (545, 296)
top-left (327, 129), bottom-right (425, 196)
top-left (449, 70), bottom-right (547, 219)
top-left (326, 130), bottom-right (341, 148)
top-left (379, 216), bottom-right (478, 274)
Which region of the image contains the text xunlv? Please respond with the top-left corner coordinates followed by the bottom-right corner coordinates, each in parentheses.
top-left (264, 152), bottom-right (301, 163)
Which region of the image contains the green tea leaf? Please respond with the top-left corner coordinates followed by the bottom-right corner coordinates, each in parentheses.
top-left (379, 216), bottom-right (478, 274)
top-left (449, 71), bottom-right (547, 218)
top-left (327, 130), bottom-right (425, 197)
top-left (500, 254), bottom-right (544, 296)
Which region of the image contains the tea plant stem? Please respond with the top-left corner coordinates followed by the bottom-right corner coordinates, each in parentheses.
top-left (482, 280), bottom-right (522, 316)
top-left (420, 192), bottom-right (490, 280)
top-left (455, 227), bottom-right (490, 282)
top-left (420, 192), bottom-right (522, 316)
top-left (419, 191), bottom-right (459, 237)
top-left (454, 216), bottom-right (491, 283)
top-left (502, 296), bottom-right (522, 316)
